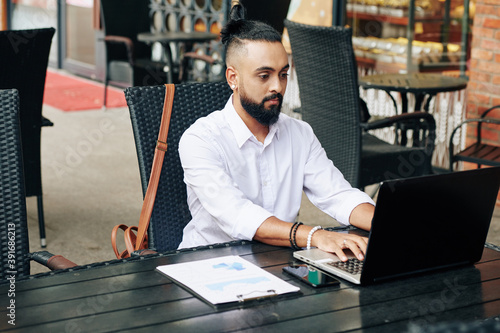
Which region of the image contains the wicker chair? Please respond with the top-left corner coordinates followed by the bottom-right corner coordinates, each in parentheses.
top-left (125, 81), bottom-right (232, 252)
top-left (0, 28), bottom-right (55, 247)
top-left (285, 20), bottom-right (436, 189)
top-left (0, 89), bottom-right (76, 280)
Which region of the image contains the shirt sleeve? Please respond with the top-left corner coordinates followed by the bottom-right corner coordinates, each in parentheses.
top-left (302, 125), bottom-right (375, 225)
top-left (179, 127), bottom-right (273, 241)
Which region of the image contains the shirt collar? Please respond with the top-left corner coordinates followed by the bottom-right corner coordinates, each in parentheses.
top-left (223, 95), bottom-right (281, 148)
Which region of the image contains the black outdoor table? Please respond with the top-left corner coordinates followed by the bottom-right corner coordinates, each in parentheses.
top-left (2, 239), bottom-right (500, 332)
top-left (359, 73), bottom-right (468, 114)
top-left (359, 73), bottom-right (468, 146)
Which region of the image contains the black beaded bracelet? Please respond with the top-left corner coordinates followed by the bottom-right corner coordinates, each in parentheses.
top-left (289, 222), bottom-right (299, 249)
top-left (291, 222), bottom-right (303, 250)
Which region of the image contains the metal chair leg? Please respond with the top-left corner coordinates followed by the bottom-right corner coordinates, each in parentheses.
top-left (37, 195), bottom-right (46, 248)
top-left (103, 83), bottom-right (108, 110)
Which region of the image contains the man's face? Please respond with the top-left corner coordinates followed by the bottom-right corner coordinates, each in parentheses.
top-left (235, 41), bottom-right (289, 126)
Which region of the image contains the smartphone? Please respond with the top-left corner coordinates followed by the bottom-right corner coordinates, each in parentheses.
top-left (282, 264), bottom-right (340, 288)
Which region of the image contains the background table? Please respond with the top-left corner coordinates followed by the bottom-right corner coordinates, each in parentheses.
top-left (2, 237), bottom-right (500, 332)
top-left (359, 73), bottom-right (468, 114)
top-left (359, 73), bottom-right (468, 146)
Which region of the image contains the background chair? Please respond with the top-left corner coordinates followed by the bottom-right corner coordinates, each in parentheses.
top-left (284, 20), bottom-right (436, 189)
top-left (0, 89), bottom-right (76, 280)
top-left (100, 0), bottom-right (217, 107)
top-left (449, 105), bottom-right (500, 170)
top-left (100, 0), bottom-right (169, 107)
top-left (0, 27), bottom-right (55, 247)
top-left (125, 82), bottom-right (232, 252)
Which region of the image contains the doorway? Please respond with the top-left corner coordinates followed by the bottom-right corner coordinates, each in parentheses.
top-left (9, 0), bottom-right (103, 80)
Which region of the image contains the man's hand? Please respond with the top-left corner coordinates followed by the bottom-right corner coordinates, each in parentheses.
top-left (308, 202), bottom-right (374, 261)
top-left (311, 229), bottom-right (368, 262)
top-left (309, 202), bottom-right (373, 262)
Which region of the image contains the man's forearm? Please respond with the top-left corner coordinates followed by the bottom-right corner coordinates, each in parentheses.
top-left (253, 216), bottom-right (314, 248)
top-left (254, 203), bottom-right (374, 247)
top-left (349, 203), bottom-right (375, 231)
top-left (253, 215), bottom-right (370, 261)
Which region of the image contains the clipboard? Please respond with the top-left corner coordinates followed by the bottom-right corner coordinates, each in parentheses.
top-left (156, 255), bottom-right (300, 305)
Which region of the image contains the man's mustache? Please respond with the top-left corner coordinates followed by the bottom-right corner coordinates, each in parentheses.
top-left (262, 93), bottom-right (283, 103)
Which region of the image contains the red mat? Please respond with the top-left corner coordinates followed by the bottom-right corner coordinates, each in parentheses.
top-left (43, 70), bottom-right (127, 111)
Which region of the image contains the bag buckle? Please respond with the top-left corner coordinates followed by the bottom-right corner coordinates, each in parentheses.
top-left (156, 140), bottom-right (168, 152)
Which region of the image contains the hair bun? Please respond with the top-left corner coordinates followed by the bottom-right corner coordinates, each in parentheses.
top-left (229, 3), bottom-right (246, 22)
top-left (220, 3), bottom-right (247, 45)
top-left (220, 1), bottom-right (281, 48)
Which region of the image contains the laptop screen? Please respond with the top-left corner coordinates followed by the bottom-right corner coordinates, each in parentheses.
top-left (361, 167), bottom-right (500, 284)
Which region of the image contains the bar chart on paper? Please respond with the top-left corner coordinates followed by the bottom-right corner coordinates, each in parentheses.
top-left (156, 255), bottom-right (299, 305)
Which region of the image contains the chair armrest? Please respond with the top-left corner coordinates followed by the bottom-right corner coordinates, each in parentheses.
top-left (104, 35), bottom-right (135, 64)
top-left (183, 52), bottom-right (218, 65)
top-left (104, 35), bottom-right (133, 47)
top-left (362, 111), bottom-right (436, 153)
top-left (178, 52), bottom-right (221, 81)
top-left (449, 117), bottom-right (500, 170)
top-left (449, 117), bottom-right (500, 151)
top-left (131, 249), bottom-right (158, 256)
top-left (361, 111), bottom-right (436, 132)
top-left (480, 105), bottom-right (500, 118)
top-left (41, 116), bottom-right (53, 127)
top-left (29, 251), bottom-right (78, 271)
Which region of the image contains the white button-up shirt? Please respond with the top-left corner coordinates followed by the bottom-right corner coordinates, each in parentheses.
top-left (178, 96), bottom-right (374, 248)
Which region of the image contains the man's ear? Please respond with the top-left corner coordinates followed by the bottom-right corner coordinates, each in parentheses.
top-left (226, 66), bottom-right (238, 90)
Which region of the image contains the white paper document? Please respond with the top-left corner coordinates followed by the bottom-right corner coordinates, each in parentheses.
top-left (156, 255), bottom-right (300, 305)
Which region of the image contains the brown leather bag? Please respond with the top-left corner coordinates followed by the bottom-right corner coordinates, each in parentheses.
top-left (111, 84), bottom-right (175, 259)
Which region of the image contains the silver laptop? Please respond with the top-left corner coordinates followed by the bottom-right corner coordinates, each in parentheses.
top-left (294, 167), bottom-right (500, 285)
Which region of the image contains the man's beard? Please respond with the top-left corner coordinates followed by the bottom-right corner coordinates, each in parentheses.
top-left (240, 92), bottom-right (283, 126)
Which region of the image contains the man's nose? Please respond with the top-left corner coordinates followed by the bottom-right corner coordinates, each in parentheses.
top-left (269, 76), bottom-right (284, 94)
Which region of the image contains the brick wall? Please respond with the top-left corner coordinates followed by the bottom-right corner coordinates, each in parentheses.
top-left (466, 0), bottom-right (500, 205)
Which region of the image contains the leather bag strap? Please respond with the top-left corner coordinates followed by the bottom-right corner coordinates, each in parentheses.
top-left (111, 224), bottom-right (130, 258)
top-left (134, 84), bottom-right (175, 251)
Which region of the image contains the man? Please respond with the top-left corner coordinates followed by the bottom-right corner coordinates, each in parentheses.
top-left (178, 5), bottom-right (375, 262)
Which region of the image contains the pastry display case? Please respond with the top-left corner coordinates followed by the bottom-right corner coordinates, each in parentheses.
top-left (347, 0), bottom-right (473, 74)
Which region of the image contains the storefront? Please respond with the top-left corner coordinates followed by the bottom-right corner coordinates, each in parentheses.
top-left (2, 0), bottom-right (232, 81)
top-left (1, 0), bottom-right (315, 82)
top-left (2, 0), bottom-right (473, 80)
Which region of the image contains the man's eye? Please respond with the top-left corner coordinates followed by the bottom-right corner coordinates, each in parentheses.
top-left (280, 73), bottom-right (289, 79)
top-left (259, 74), bottom-right (269, 79)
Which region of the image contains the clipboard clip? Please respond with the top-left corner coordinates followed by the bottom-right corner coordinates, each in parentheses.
top-left (236, 289), bottom-right (277, 302)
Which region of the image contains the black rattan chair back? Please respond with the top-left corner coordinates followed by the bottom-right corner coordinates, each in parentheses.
top-left (0, 28), bottom-right (55, 247)
top-left (125, 82), bottom-right (232, 251)
top-left (285, 20), bottom-right (362, 187)
top-left (0, 89), bottom-right (31, 279)
top-left (285, 20), bottom-right (436, 189)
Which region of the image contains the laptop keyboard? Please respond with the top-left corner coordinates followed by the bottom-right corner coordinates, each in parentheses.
top-left (326, 258), bottom-right (363, 275)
